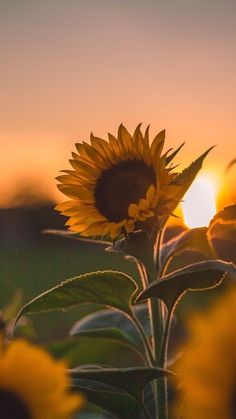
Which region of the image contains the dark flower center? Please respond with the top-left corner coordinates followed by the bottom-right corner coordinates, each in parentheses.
top-left (0, 389), bottom-right (31, 419)
top-left (94, 160), bottom-right (156, 222)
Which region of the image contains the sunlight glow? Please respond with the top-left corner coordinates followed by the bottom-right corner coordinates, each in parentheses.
top-left (182, 175), bottom-right (217, 228)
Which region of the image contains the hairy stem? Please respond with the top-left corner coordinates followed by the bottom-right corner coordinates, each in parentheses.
top-left (158, 305), bottom-right (174, 367)
top-left (135, 261), bottom-right (156, 366)
top-left (154, 228), bottom-right (169, 419)
top-left (131, 313), bottom-right (156, 366)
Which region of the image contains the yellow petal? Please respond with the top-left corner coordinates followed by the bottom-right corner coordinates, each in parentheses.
top-left (138, 198), bottom-right (149, 211)
top-left (133, 124), bottom-right (144, 158)
top-left (146, 184), bottom-right (156, 203)
top-left (150, 129), bottom-right (165, 155)
top-left (128, 203), bottom-right (139, 218)
top-left (118, 124), bottom-right (134, 154)
top-left (109, 222), bottom-right (124, 239)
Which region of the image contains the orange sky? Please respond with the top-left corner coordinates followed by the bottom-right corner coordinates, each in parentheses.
top-left (0, 0), bottom-right (235, 207)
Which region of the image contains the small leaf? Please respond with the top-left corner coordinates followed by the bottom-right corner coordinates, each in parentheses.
top-left (71, 366), bottom-right (173, 402)
top-left (136, 260), bottom-right (236, 310)
top-left (47, 336), bottom-right (145, 368)
top-left (71, 382), bottom-right (145, 419)
top-left (169, 147), bottom-right (214, 210)
top-left (14, 271), bottom-right (137, 328)
top-left (70, 304), bottom-right (150, 350)
top-left (161, 227), bottom-right (216, 270)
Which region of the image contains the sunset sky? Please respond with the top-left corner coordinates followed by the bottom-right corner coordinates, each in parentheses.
top-left (1, 0), bottom-right (235, 207)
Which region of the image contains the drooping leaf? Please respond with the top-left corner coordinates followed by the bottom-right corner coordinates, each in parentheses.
top-left (136, 260), bottom-right (236, 310)
top-left (70, 304), bottom-right (150, 350)
top-left (71, 366), bottom-right (173, 403)
top-left (169, 146), bottom-right (214, 210)
top-left (72, 381), bottom-right (145, 419)
top-left (14, 271), bottom-right (137, 328)
top-left (47, 336), bottom-right (145, 368)
top-left (161, 227), bottom-right (216, 270)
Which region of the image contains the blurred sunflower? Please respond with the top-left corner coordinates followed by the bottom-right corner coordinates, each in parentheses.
top-left (175, 287), bottom-right (236, 419)
top-left (0, 339), bottom-right (83, 419)
top-left (56, 124), bottom-right (185, 239)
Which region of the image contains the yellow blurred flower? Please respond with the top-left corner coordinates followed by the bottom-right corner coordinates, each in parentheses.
top-left (175, 288), bottom-right (236, 419)
top-left (0, 339), bottom-right (83, 419)
top-left (56, 124), bottom-right (183, 239)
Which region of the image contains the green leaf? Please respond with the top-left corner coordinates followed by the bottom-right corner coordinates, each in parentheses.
top-left (169, 146), bottom-right (214, 210)
top-left (47, 335), bottom-right (145, 368)
top-left (14, 271), bottom-right (137, 328)
top-left (71, 327), bottom-right (141, 351)
top-left (161, 227), bottom-right (216, 270)
top-left (71, 366), bottom-right (173, 403)
top-left (136, 260), bottom-right (236, 310)
top-left (70, 304), bottom-right (150, 350)
top-left (72, 382), bottom-right (145, 419)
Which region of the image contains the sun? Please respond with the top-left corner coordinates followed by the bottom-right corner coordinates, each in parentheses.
top-left (182, 175), bottom-right (217, 228)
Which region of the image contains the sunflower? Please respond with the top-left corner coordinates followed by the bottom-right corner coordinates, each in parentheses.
top-left (56, 124), bottom-right (184, 239)
top-left (174, 287), bottom-right (236, 419)
top-left (0, 339), bottom-right (83, 419)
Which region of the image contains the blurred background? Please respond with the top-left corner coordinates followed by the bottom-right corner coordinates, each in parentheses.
top-left (1, 0), bottom-right (235, 340)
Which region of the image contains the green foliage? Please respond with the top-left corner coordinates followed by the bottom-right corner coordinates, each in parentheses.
top-left (71, 366), bottom-right (173, 402)
top-left (72, 327), bottom-right (137, 347)
top-left (10, 180), bottom-right (236, 418)
top-left (136, 260), bottom-right (236, 310)
top-left (160, 227), bottom-right (216, 272)
top-left (70, 304), bottom-right (150, 350)
top-left (71, 382), bottom-right (146, 419)
top-left (14, 271), bottom-right (137, 327)
top-left (47, 335), bottom-right (145, 368)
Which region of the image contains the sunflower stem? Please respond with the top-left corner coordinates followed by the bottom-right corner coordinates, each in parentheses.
top-left (156, 305), bottom-right (175, 419)
top-left (130, 226), bottom-right (169, 418)
top-left (135, 261), bottom-right (156, 366)
top-left (158, 304), bottom-right (174, 367)
top-left (131, 313), bottom-right (156, 366)
top-left (152, 227), bottom-right (169, 419)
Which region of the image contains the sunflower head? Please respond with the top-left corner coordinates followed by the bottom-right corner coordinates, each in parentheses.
top-left (56, 124), bottom-right (183, 239)
top-left (0, 339), bottom-right (83, 419)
